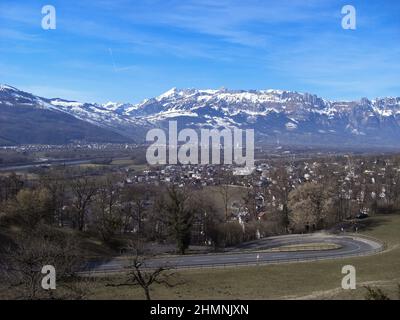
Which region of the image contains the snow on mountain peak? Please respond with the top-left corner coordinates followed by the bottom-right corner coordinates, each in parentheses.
top-left (152, 87), bottom-right (318, 105)
top-left (3, 84), bottom-right (400, 147)
top-left (102, 101), bottom-right (124, 111)
top-left (265, 89), bottom-right (284, 95)
top-left (50, 99), bottom-right (84, 108)
top-left (157, 87), bottom-right (179, 100)
top-left (0, 84), bottom-right (19, 92)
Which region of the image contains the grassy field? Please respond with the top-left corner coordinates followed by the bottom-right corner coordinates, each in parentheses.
top-left (87, 213), bottom-right (400, 300)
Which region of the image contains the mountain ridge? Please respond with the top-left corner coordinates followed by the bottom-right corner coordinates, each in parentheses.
top-left (1, 84), bottom-right (400, 147)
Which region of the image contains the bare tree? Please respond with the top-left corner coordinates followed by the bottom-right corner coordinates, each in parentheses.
top-left (217, 184), bottom-right (232, 222)
top-left (269, 165), bottom-right (294, 231)
top-left (0, 173), bottom-right (24, 203)
top-left (3, 188), bottom-right (53, 228)
top-left (242, 187), bottom-right (258, 221)
top-left (39, 170), bottom-right (67, 226)
top-left (121, 184), bottom-right (152, 235)
top-left (191, 192), bottom-right (224, 248)
top-left (164, 186), bottom-right (194, 255)
top-left (0, 225), bottom-right (81, 299)
top-left (288, 182), bottom-right (334, 233)
top-left (108, 243), bottom-right (181, 300)
top-left (90, 175), bottom-right (123, 242)
top-left (382, 163), bottom-right (400, 210)
top-left (146, 190), bottom-right (169, 242)
top-left (69, 177), bottom-right (97, 231)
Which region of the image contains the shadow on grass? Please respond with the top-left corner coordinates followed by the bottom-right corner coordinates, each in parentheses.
top-left (357, 217), bottom-right (391, 232)
top-left (331, 214), bottom-right (395, 234)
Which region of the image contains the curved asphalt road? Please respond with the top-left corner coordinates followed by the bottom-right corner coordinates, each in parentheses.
top-left (85, 233), bottom-right (383, 273)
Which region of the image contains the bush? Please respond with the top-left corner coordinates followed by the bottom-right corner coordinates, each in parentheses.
top-left (218, 221), bottom-right (244, 247)
top-left (364, 286), bottom-right (391, 300)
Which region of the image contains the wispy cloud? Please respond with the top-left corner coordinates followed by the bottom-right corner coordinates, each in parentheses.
top-left (0, 2), bottom-right (38, 25)
top-left (120, 0), bottom-right (331, 47)
top-left (0, 28), bottom-right (42, 42)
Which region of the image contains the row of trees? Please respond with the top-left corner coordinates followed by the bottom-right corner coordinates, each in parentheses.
top-left (0, 170), bottom-right (253, 255)
top-left (2, 153), bottom-right (400, 249)
top-left (2, 159), bottom-right (398, 256)
top-left (253, 156), bottom-right (400, 233)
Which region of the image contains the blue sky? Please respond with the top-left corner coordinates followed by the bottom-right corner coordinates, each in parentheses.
top-left (0, 0), bottom-right (399, 103)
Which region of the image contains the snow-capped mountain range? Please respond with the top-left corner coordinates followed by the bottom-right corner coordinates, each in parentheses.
top-left (1, 84), bottom-right (400, 147)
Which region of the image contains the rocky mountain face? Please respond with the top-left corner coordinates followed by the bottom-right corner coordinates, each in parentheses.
top-left (1, 84), bottom-right (400, 147)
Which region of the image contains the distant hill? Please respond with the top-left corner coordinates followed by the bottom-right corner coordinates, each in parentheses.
top-left (0, 85), bottom-right (131, 145)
